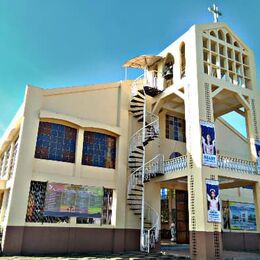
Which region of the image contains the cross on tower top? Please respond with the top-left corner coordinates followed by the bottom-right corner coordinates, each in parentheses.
top-left (208, 4), bottom-right (222, 23)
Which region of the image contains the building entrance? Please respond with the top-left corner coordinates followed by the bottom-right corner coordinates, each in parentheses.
top-left (160, 185), bottom-right (189, 245)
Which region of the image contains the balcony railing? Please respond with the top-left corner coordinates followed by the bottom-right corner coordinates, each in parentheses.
top-left (164, 155), bottom-right (188, 174)
top-left (217, 155), bottom-right (258, 175)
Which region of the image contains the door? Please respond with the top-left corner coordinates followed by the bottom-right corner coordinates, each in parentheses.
top-left (175, 190), bottom-right (189, 244)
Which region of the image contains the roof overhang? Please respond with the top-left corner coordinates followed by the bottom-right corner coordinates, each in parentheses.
top-left (123, 55), bottom-right (163, 69)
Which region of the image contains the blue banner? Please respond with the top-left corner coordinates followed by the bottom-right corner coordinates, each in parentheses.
top-left (206, 179), bottom-right (221, 223)
top-left (255, 141), bottom-right (260, 174)
top-left (201, 121), bottom-right (217, 167)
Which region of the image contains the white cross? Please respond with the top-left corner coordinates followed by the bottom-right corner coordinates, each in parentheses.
top-left (208, 4), bottom-right (222, 23)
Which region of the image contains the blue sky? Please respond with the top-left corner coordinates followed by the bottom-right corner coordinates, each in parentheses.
top-left (0, 0), bottom-right (259, 137)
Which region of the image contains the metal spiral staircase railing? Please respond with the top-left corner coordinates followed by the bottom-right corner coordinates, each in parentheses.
top-left (127, 74), bottom-right (163, 253)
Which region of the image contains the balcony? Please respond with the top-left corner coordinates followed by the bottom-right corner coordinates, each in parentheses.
top-left (217, 155), bottom-right (257, 175)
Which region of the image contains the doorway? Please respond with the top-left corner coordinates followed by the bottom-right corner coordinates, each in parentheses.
top-left (160, 186), bottom-right (189, 244)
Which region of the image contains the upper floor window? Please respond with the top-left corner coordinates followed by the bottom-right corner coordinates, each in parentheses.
top-left (35, 122), bottom-right (77, 163)
top-left (82, 131), bottom-right (116, 169)
top-left (180, 42), bottom-right (186, 78)
top-left (166, 115), bottom-right (186, 142)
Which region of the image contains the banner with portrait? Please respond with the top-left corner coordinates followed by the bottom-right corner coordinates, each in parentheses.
top-left (206, 179), bottom-right (221, 223)
top-left (201, 121), bottom-right (217, 167)
top-left (229, 202), bottom-right (256, 231)
top-left (255, 141), bottom-right (260, 174)
top-left (44, 182), bottom-right (104, 218)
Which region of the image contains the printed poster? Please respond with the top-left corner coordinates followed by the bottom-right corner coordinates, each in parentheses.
top-left (229, 202), bottom-right (256, 231)
top-left (206, 179), bottom-right (221, 223)
top-left (255, 141), bottom-right (260, 174)
top-left (201, 121), bottom-right (217, 167)
top-left (44, 182), bottom-right (104, 218)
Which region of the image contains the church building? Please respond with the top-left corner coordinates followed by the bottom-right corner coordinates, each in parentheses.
top-left (0, 8), bottom-right (259, 259)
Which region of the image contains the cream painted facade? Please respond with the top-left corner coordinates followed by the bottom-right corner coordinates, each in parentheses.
top-left (0, 22), bottom-right (259, 258)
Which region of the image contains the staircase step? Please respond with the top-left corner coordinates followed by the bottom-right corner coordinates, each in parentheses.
top-left (128, 193), bottom-right (142, 197)
top-left (132, 94), bottom-right (144, 101)
top-left (138, 89), bottom-right (145, 95)
top-left (127, 198), bottom-right (142, 201)
top-left (129, 155), bottom-right (143, 159)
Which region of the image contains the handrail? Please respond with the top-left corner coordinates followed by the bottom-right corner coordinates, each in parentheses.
top-left (164, 155), bottom-right (188, 173)
top-left (143, 201), bottom-right (160, 253)
top-left (217, 155), bottom-right (257, 175)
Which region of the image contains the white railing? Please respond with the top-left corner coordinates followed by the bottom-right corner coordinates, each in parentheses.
top-left (144, 154), bottom-right (164, 181)
top-left (127, 168), bottom-right (142, 199)
top-left (217, 155), bottom-right (257, 175)
top-left (142, 202), bottom-right (160, 253)
top-left (129, 128), bottom-right (143, 157)
top-left (164, 155), bottom-right (188, 174)
top-left (131, 71), bottom-right (163, 98)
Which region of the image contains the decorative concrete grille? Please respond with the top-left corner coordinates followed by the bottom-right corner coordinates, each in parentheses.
top-left (3, 146), bottom-right (11, 178)
top-left (25, 181), bottom-right (69, 223)
top-left (9, 137), bottom-right (19, 179)
top-left (251, 99), bottom-right (259, 140)
top-left (210, 175), bottom-right (221, 260)
top-left (204, 83), bottom-right (212, 122)
top-left (189, 174), bottom-right (197, 256)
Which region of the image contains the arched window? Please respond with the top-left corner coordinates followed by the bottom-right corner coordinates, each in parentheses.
top-left (35, 122), bottom-right (77, 163)
top-left (163, 53), bottom-right (174, 85)
top-left (82, 131), bottom-right (116, 169)
top-left (218, 30), bottom-right (224, 40)
top-left (210, 31), bottom-right (216, 37)
top-left (234, 41), bottom-right (240, 48)
top-left (169, 152), bottom-right (182, 159)
top-left (226, 33), bottom-right (232, 44)
top-left (180, 42), bottom-right (186, 78)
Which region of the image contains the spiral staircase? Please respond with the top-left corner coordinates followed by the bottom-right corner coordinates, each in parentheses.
top-left (127, 76), bottom-right (164, 252)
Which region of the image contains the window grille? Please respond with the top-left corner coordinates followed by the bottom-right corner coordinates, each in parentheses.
top-left (166, 115), bottom-right (186, 142)
top-left (251, 99), bottom-right (259, 140)
top-left (204, 83), bottom-right (212, 122)
top-left (25, 181), bottom-right (69, 223)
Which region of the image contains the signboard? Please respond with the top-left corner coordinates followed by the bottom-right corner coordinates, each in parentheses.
top-left (206, 179), bottom-right (221, 223)
top-left (44, 182), bottom-right (104, 218)
top-left (201, 121), bottom-right (217, 167)
top-left (229, 202), bottom-right (256, 231)
top-left (255, 141), bottom-right (260, 174)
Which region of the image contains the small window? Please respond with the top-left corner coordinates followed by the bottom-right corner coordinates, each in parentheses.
top-left (226, 33), bottom-right (232, 44)
top-left (82, 131), bottom-right (116, 168)
top-left (210, 31), bottom-right (216, 37)
top-left (169, 152), bottom-right (182, 159)
top-left (218, 30), bottom-right (224, 40)
top-left (35, 122), bottom-right (77, 163)
top-left (180, 42), bottom-right (186, 78)
top-left (166, 115), bottom-right (186, 142)
top-left (234, 41), bottom-right (240, 48)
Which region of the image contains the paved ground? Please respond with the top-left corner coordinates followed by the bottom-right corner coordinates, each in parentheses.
top-left (0, 250), bottom-right (260, 260)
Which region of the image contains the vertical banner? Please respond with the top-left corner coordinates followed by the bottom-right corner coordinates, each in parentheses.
top-left (206, 179), bottom-right (221, 223)
top-left (201, 121), bottom-right (217, 167)
top-left (255, 141), bottom-right (260, 174)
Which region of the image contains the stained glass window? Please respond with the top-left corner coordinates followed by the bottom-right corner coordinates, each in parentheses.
top-left (82, 131), bottom-right (116, 168)
top-left (166, 115), bottom-right (186, 142)
top-left (35, 122), bottom-right (77, 163)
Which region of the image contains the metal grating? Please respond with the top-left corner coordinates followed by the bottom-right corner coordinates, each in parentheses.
top-left (25, 181), bottom-right (69, 223)
top-left (205, 83), bottom-right (212, 122)
top-left (189, 174), bottom-right (197, 256)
